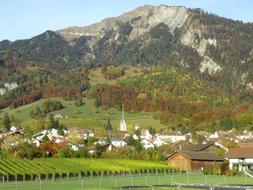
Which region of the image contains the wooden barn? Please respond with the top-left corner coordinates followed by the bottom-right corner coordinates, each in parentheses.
top-left (167, 150), bottom-right (224, 172)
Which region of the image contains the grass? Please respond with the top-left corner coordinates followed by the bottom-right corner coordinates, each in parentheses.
top-left (0, 173), bottom-right (253, 190)
top-left (0, 99), bottom-right (49, 122)
top-left (0, 98), bottom-right (167, 131)
top-left (89, 66), bottom-right (144, 86)
top-left (0, 65), bottom-right (168, 131)
top-left (0, 158), bottom-right (170, 177)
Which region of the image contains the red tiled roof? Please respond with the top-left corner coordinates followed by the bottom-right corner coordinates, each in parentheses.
top-left (237, 143), bottom-right (253, 148)
top-left (227, 147), bottom-right (253, 158)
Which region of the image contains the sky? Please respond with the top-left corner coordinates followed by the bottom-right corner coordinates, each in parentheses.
top-left (1, 0), bottom-right (253, 41)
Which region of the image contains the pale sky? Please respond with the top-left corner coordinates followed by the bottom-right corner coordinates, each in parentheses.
top-left (1, 0), bottom-right (253, 41)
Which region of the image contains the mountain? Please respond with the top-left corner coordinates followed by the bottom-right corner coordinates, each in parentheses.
top-left (1, 5), bottom-right (253, 99)
top-left (0, 4), bottom-right (253, 132)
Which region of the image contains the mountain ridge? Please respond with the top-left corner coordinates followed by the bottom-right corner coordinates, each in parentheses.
top-left (0, 4), bottom-right (253, 100)
top-left (0, 4), bottom-right (253, 132)
top-left (56, 4), bottom-right (190, 41)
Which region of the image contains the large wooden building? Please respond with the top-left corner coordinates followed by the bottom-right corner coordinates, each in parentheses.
top-left (167, 150), bottom-right (224, 172)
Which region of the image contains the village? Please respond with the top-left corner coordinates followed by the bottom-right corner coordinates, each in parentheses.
top-left (1, 109), bottom-right (253, 176)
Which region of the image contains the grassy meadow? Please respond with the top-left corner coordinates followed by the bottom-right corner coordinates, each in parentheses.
top-left (0, 98), bottom-right (167, 132)
top-left (89, 66), bottom-right (144, 86)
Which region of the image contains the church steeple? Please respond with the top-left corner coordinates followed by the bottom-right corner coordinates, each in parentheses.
top-left (122, 105), bottom-right (125, 120)
top-left (120, 105), bottom-right (127, 131)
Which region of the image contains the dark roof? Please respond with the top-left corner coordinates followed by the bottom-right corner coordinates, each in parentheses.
top-left (101, 143), bottom-right (117, 149)
top-left (173, 143), bottom-right (218, 152)
top-left (227, 147), bottom-right (253, 158)
top-left (188, 143), bottom-right (217, 151)
top-left (168, 150), bottom-right (224, 161)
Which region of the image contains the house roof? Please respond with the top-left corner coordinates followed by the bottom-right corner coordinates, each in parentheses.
top-left (172, 142), bottom-right (218, 152)
top-left (237, 142), bottom-right (253, 148)
top-left (111, 138), bottom-right (125, 142)
top-left (188, 143), bottom-right (217, 151)
top-left (158, 130), bottom-right (181, 136)
top-left (141, 138), bottom-right (153, 144)
top-left (106, 131), bottom-right (129, 139)
top-left (101, 143), bottom-right (117, 149)
top-left (168, 150), bottom-right (224, 161)
top-left (227, 147), bottom-right (253, 158)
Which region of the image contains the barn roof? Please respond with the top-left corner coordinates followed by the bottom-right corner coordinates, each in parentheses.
top-left (187, 143), bottom-right (217, 151)
top-left (168, 150), bottom-right (224, 161)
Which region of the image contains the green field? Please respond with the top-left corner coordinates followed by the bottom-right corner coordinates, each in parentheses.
top-left (89, 66), bottom-right (144, 86)
top-left (0, 66), bottom-right (167, 131)
top-left (0, 158), bottom-right (171, 180)
top-left (0, 158), bottom-right (252, 189)
top-left (0, 173), bottom-right (253, 190)
top-left (0, 98), bottom-right (167, 131)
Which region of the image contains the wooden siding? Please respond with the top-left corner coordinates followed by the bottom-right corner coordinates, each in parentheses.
top-left (167, 153), bottom-right (191, 171)
top-left (191, 160), bottom-right (223, 172)
top-left (167, 152), bottom-right (224, 172)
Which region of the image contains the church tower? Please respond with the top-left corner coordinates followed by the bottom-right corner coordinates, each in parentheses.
top-left (120, 106), bottom-right (127, 131)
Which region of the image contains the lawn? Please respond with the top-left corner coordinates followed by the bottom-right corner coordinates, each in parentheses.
top-left (0, 173), bottom-right (252, 190)
top-left (0, 98), bottom-right (168, 131)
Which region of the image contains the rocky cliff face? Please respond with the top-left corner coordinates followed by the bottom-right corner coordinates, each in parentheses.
top-left (57, 5), bottom-right (190, 41)
top-left (1, 4), bottom-right (253, 97)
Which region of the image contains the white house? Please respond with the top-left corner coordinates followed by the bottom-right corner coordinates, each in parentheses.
top-left (55, 137), bottom-right (66, 144)
top-left (0, 82), bottom-right (18, 95)
top-left (4, 82), bottom-right (18, 90)
top-left (10, 126), bottom-right (18, 133)
top-left (208, 131), bottom-right (219, 139)
top-left (32, 128), bottom-right (65, 142)
top-left (31, 139), bottom-right (41, 147)
top-left (132, 134), bottom-right (139, 140)
top-left (69, 144), bottom-right (79, 151)
top-left (140, 129), bottom-right (153, 140)
top-left (83, 130), bottom-right (95, 140)
top-left (134, 124), bottom-right (140, 131)
top-left (0, 88), bottom-right (6, 95)
top-left (111, 139), bottom-right (127, 148)
top-left (48, 128), bottom-right (58, 135)
top-left (96, 137), bottom-right (107, 145)
top-left (227, 147), bottom-right (253, 171)
top-left (54, 114), bottom-right (64, 119)
top-left (141, 139), bottom-right (154, 149)
top-left (236, 131), bottom-right (253, 141)
top-left (152, 136), bottom-right (167, 147)
top-left (156, 131), bottom-right (186, 143)
top-left (32, 130), bottom-right (48, 141)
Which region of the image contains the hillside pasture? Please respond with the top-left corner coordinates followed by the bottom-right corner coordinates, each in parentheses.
top-left (0, 99), bottom-right (167, 131)
top-left (89, 66), bottom-right (144, 86)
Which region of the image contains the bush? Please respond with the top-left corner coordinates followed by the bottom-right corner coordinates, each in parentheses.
top-left (225, 168), bottom-right (237, 176)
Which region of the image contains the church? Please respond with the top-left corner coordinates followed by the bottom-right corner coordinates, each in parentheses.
top-left (120, 106), bottom-right (127, 131)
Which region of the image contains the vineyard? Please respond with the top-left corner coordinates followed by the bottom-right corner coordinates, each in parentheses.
top-left (0, 158), bottom-right (174, 181)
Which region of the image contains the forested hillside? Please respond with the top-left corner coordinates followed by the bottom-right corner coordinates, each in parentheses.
top-left (0, 5), bottom-right (253, 132)
top-left (92, 67), bottom-right (253, 132)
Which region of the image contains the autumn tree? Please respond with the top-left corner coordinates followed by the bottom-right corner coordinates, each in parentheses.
top-left (3, 113), bottom-right (11, 131)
